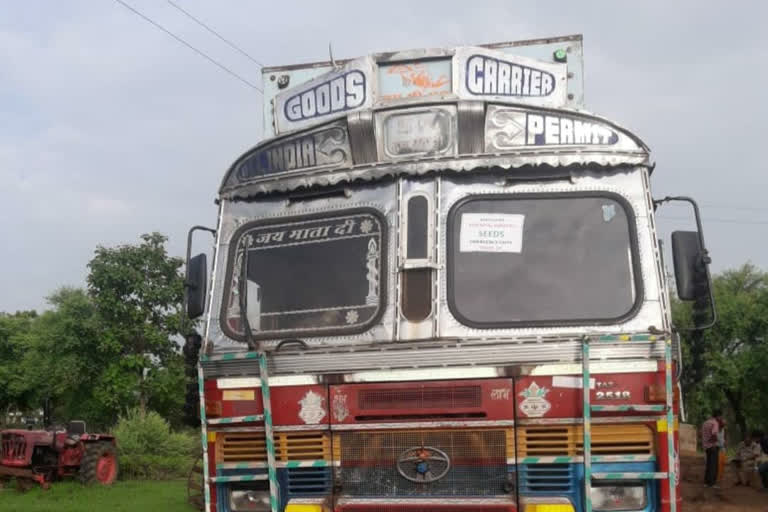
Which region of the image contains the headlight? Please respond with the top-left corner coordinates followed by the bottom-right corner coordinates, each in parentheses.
top-left (230, 489), bottom-right (271, 512)
top-left (590, 483), bottom-right (646, 511)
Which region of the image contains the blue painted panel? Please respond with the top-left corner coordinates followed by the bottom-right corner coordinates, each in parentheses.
top-left (516, 461), bottom-right (658, 512)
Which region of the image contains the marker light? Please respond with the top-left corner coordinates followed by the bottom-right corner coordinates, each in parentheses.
top-left (553, 49), bottom-right (568, 63)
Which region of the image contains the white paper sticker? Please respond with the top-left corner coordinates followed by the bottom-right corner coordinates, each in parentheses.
top-left (552, 375), bottom-right (596, 389)
top-left (460, 213), bottom-right (525, 253)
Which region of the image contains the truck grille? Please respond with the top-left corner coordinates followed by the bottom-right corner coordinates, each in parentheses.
top-left (1, 433), bottom-right (27, 463)
top-left (358, 386), bottom-right (482, 410)
top-left (519, 464), bottom-right (575, 493)
top-left (218, 431), bottom-right (329, 463)
top-left (337, 430), bottom-right (508, 497)
top-left (517, 424), bottom-right (653, 456)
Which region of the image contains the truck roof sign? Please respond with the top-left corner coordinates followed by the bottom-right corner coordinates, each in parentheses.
top-left (264, 35), bottom-right (584, 136)
top-left (456, 47), bottom-right (566, 106)
top-left (275, 57), bottom-right (375, 133)
top-left (273, 48), bottom-right (567, 134)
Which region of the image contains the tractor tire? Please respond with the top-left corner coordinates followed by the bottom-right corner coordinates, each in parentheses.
top-left (79, 441), bottom-right (119, 485)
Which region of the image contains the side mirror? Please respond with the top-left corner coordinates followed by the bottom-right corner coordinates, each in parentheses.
top-left (671, 231), bottom-right (705, 301)
top-left (186, 253), bottom-right (208, 319)
top-left (655, 196), bottom-right (716, 330)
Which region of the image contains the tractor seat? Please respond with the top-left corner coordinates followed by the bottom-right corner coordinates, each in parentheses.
top-left (65, 420), bottom-right (86, 445)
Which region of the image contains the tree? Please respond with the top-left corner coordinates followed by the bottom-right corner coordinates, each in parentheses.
top-left (676, 264), bottom-right (768, 439)
top-left (86, 232), bottom-right (186, 421)
top-left (17, 288), bottom-right (112, 426)
top-left (0, 311), bottom-right (38, 421)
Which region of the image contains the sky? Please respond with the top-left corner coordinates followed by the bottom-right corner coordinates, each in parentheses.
top-left (1, 0), bottom-right (767, 312)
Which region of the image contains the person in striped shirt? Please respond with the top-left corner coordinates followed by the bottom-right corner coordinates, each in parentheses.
top-left (702, 409), bottom-right (723, 488)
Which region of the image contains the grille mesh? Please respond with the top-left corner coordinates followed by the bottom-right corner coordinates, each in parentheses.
top-left (338, 430), bottom-right (507, 496)
top-left (358, 386), bottom-right (482, 410)
top-left (1, 434), bottom-right (26, 462)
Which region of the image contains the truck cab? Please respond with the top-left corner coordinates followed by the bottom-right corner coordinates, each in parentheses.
top-left (186, 34), bottom-right (713, 512)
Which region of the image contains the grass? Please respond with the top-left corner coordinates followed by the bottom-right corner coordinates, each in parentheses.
top-left (0, 480), bottom-right (195, 512)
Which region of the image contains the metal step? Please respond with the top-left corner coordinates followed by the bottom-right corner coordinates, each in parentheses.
top-left (590, 404), bottom-right (666, 412)
top-left (592, 472), bottom-right (668, 480)
top-left (207, 414), bottom-right (264, 425)
top-left (208, 474), bottom-right (268, 483)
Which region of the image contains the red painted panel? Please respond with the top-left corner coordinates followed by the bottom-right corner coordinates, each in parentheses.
top-left (204, 380), bottom-right (329, 426)
top-left (330, 379), bottom-right (514, 424)
top-left (515, 372), bottom-right (662, 419)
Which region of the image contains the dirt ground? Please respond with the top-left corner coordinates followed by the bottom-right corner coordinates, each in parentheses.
top-left (681, 455), bottom-right (768, 511)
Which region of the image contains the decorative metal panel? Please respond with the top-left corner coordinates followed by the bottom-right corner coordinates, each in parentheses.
top-left (455, 47), bottom-right (568, 109)
top-left (485, 105), bottom-right (642, 152)
top-left (274, 57), bottom-right (375, 133)
top-left (378, 59), bottom-right (452, 101)
top-left (376, 106), bottom-right (458, 161)
top-left (222, 121), bottom-right (351, 190)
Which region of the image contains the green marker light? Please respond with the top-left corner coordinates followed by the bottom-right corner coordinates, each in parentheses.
top-left (554, 48), bottom-right (567, 63)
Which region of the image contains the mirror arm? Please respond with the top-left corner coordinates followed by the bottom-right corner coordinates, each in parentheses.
top-left (184, 226), bottom-right (217, 334)
top-left (654, 196), bottom-right (717, 330)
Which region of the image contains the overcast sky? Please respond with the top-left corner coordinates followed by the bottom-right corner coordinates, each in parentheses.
top-left (1, 1), bottom-right (766, 312)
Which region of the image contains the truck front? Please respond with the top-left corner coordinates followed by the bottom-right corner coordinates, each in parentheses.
top-left (186, 35), bottom-right (713, 512)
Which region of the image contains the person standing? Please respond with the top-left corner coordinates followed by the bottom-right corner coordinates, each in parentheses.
top-left (716, 417), bottom-right (727, 483)
top-left (702, 409), bottom-right (722, 488)
top-left (734, 431), bottom-right (762, 486)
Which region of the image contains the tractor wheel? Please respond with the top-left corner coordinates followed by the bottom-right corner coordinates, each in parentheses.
top-left (79, 441), bottom-right (119, 485)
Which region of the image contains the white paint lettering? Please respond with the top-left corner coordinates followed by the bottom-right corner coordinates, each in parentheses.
top-left (316, 83), bottom-right (330, 115)
top-left (574, 120), bottom-right (590, 144)
top-left (541, 73), bottom-right (554, 95)
top-left (285, 96), bottom-right (302, 121)
top-left (466, 56), bottom-right (484, 93)
top-left (560, 118), bottom-right (573, 144)
top-left (301, 90), bottom-right (316, 118)
top-left (510, 65), bottom-right (522, 95)
top-left (530, 70), bottom-right (541, 96)
top-left (330, 77), bottom-right (345, 112)
top-left (498, 62), bottom-right (511, 95)
top-left (545, 116), bottom-right (559, 144)
top-left (521, 68), bottom-right (531, 95)
top-left (345, 72), bottom-right (365, 108)
top-left (484, 59), bottom-right (497, 94)
top-left (527, 114), bottom-right (544, 144)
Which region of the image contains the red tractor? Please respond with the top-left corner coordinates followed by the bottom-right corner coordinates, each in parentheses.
top-left (0, 421), bottom-right (118, 489)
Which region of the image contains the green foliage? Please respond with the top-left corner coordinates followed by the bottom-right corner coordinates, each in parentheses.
top-left (0, 311), bottom-right (38, 415)
top-left (87, 233), bottom-right (186, 414)
top-left (0, 233), bottom-right (188, 430)
top-left (112, 408), bottom-right (197, 480)
top-left (676, 263), bottom-right (768, 440)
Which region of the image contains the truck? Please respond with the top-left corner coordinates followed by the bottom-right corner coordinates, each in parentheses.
top-left (184, 34), bottom-right (715, 512)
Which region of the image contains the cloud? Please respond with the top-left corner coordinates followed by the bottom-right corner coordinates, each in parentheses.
top-left (1, 0), bottom-right (767, 312)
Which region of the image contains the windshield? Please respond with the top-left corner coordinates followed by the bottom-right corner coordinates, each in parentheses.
top-left (221, 209), bottom-right (386, 340)
top-left (447, 193), bottom-right (641, 327)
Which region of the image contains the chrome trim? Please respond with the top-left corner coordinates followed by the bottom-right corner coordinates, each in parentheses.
top-left (457, 101), bottom-right (486, 154)
top-left (331, 419), bottom-right (515, 430)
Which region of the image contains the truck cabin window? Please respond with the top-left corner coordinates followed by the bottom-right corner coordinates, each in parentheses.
top-left (221, 210), bottom-right (386, 340)
top-left (448, 194), bottom-right (641, 327)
